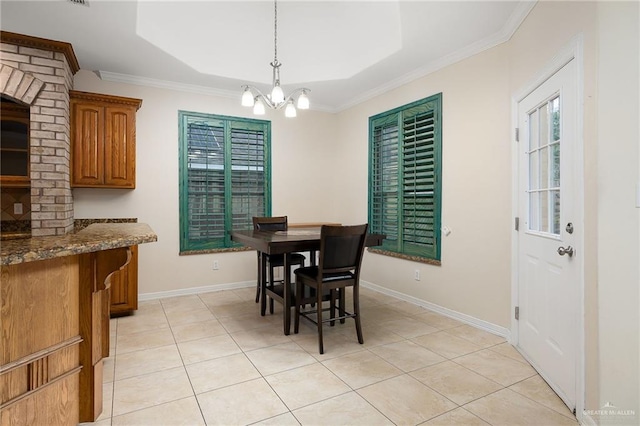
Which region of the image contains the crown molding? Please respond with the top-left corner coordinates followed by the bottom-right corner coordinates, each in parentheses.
top-left (0, 31), bottom-right (80, 74)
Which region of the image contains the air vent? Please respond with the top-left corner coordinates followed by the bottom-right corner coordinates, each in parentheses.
top-left (68, 0), bottom-right (89, 6)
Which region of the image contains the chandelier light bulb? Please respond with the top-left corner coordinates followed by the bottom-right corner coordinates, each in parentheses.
top-left (285, 101), bottom-right (297, 118)
top-left (271, 84), bottom-right (285, 105)
top-left (253, 97), bottom-right (266, 115)
top-left (297, 91), bottom-right (310, 110)
top-left (241, 87), bottom-right (255, 107)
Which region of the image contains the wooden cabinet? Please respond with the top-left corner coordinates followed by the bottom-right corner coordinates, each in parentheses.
top-left (0, 100), bottom-right (30, 188)
top-left (110, 245), bottom-right (138, 316)
top-left (70, 91), bottom-right (142, 188)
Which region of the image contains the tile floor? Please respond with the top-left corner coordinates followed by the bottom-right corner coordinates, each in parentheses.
top-left (82, 286), bottom-right (578, 426)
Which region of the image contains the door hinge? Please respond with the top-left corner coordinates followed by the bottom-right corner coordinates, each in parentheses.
top-left (515, 127), bottom-right (520, 142)
top-left (515, 306), bottom-right (520, 320)
top-left (515, 217), bottom-right (519, 231)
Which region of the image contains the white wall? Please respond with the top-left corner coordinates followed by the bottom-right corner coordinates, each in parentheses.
top-left (596, 1), bottom-right (639, 422)
top-left (72, 70), bottom-right (339, 295)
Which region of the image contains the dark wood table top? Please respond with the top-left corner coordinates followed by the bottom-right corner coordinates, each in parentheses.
top-left (230, 227), bottom-right (384, 254)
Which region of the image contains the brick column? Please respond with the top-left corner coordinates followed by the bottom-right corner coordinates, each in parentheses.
top-left (1, 32), bottom-right (79, 236)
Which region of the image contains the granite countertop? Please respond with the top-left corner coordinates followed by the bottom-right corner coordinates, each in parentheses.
top-left (1, 223), bottom-right (157, 266)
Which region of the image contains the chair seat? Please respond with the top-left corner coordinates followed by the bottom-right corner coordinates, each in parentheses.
top-left (295, 266), bottom-right (354, 283)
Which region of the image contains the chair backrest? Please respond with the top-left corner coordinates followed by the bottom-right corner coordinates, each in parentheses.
top-left (253, 216), bottom-right (288, 232)
top-left (318, 224), bottom-right (368, 280)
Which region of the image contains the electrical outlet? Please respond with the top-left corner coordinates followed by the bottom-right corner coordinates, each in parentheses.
top-left (414, 269), bottom-right (420, 281)
top-left (213, 260), bottom-right (219, 270)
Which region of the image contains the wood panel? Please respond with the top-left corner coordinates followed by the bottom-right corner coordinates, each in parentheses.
top-left (110, 245), bottom-right (138, 315)
top-left (0, 256), bottom-right (79, 363)
top-left (104, 106), bottom-right (135, 187)
top-left (71, 102), bottom-right (104, 186)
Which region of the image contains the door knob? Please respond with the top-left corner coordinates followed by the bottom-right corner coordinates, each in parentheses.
top-left (557, 246), bottom-right (574, 257)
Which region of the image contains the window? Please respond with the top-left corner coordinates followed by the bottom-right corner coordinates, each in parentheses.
top-left (179, 111), bottom-right (271, 253)
top-left (368, 93), bottom-right (442, 263)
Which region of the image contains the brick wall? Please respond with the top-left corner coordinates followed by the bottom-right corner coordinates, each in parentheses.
top-left (1, 33), bottom-right (79, 236)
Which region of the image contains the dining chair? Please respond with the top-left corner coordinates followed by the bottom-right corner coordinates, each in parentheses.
top-left (252, 216), bottom-right (306, 315)
top-left (293, 224), bottom-right (368, 354)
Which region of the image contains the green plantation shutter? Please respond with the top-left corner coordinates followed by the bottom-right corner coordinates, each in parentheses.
top-left (229, 121), bottom-right (267, 233)
top-left (179, 112), bottom-right (271, 252)
top-left (369, 93), bottom-right (442, 261)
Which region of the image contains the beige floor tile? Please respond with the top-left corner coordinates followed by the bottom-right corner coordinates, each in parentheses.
top-left (198, 289), bottom-right (243, 306)
top-left (218, 311), bottom-right (279, 333)
top-left (80, 419), bottom-right (111, 426)
top-left (231, 286), bottom-right (258, 302)
top-left (358, 325), bottom-right (405, 348)
top-left (464, 388), bottom-right (578, 425)
top-left (292, 391), bottom-right (394, 425)
top-left (170, 318), bottom-right (228, 343)
top-left (103, 356), bottom-right (115, 383)
top-left (207, 300), bottom-right (258, 318)
top-left (369, 340), bottom-right (446, 372)
top-left (186, 353), bottom-right (260, 394)
top-left (295, 329), bottom-right (367, 360)
top-left (410, 360), bottom-right (503, 405)
top-left (455, 349), bottom-right (537, 386)
top-left (115, 327), bottom-right (175, 355)
top-left (253, 412), bottom-right (302, 425)
top-left (411, 331), bottom-right (482, 359)
top-left (96, 381), bottom-right (113, 421)
top-left (360, 305), bottom-right (413, 324)
top-left (266, 363), bottom-right (351, 410)
top-left (444, 324), bottom-right (506, 348)
top-left (322, 350), bottom-right (403, 389)
top-left (423, 407), bottom-right (490, 425)
top-left (245, 342), bottom-right (318, 376)
top-left (230, 325), bottom-right (293, 351)
top-left (197, 378), bottom-right (288, 425)
top-left (376, 317), bottom-right (438, 339)
top-left (116, 310), bottom-right (170, 336)
top-left (112, 367), bottom-right (194, 416)
top-left (114, 344), bottom-right (183, 381)
top-left (177, 334), bottom-right (241, 365)
top-left (358, 375), bottom-right (457, 425)
top-left (164, 307), bottom-right (216, 327)
top-left (509, 375), bottom-right (575, 419)
top-left (160, 295), bottom-right (207, 312)
top-left (111, 396), bottom-right (205, 426)
top-left (387, 300), bottom-right (428, 315)
top-left (490, 342), bottom-right (530, 364)
top-left (412, 311), bottom-right (464, 330)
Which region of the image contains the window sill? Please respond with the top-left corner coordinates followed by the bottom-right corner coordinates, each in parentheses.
top-left (367, 247), bottom-right (441, 266)
top-left (179, 246), bottom-right (253, 256)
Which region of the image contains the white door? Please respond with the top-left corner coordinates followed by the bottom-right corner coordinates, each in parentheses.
top-left (517, 59), bottom-right (578, 410)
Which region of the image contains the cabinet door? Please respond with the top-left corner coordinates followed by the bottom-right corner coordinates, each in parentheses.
top-left (110, 245), bottom-right (138, 316)
top-left (104, 106), bottom-right (135, 188)
top-left (71, 103), bottom-right (104, 186)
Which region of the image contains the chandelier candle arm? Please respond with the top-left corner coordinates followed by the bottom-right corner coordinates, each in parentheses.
top-left (240, 0), bottom-right (310, 117)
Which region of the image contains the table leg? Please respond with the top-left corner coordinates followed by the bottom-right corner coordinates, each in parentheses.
top-left (283, 252), bottom-right (291, 335)
top-left (260, 252), bottom-right (267, 316)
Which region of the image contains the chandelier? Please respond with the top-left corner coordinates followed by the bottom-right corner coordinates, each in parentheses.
top-left (241, 0), bottom-right (310, 117)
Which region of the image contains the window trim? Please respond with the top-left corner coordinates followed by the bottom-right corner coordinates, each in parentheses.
top-left (178, 111), bottom-right (272, 254)
top-left (367, 93), bottom-right (443, 263)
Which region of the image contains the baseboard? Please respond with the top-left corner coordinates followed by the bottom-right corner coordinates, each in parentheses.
top-left (139, 281), bottom-right (255, 301)
top-left (579, 413), bottom-right (597, 426)
top-left (361, 280), bottom-right (511, 340)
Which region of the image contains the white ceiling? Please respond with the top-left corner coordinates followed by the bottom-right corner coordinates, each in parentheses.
top-left (0, 0), bottom-right (535, 112)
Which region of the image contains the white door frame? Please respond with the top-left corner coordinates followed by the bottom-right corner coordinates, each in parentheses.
top-left (510, 34), bottom-right (585, 419)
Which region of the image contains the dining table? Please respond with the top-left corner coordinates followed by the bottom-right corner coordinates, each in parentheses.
top-left (230, 226), bottom-right (385, 335)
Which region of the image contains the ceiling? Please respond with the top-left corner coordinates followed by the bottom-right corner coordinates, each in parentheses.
top-left (0, 0), bottom-right (535, 112)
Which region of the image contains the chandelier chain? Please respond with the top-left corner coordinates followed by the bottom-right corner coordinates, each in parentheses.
top-left (273, 0), bottom-right (278, 63)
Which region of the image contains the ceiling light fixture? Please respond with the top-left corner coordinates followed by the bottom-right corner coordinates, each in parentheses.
top-left (241, 0), bottom-right (310, 117)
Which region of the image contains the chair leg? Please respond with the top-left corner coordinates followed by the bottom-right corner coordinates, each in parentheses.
top-left (294, 279), bottom-right (302, 334)
top-left (268, 265), bottom-right (275, 314)
top-left (255, 254), bottom-right (261, 303)
top-left (354, 285), bottom-right (363, 344)
top-left (329, 289), bottom-right (336, 327)
top-left (317, 285), bottom-right (324, 354)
